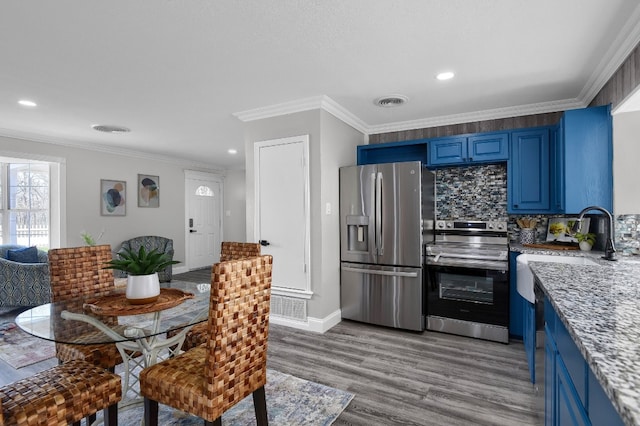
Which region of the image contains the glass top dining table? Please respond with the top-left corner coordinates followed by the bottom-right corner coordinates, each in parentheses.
top-left (15, 280), bottom-right (211, 346)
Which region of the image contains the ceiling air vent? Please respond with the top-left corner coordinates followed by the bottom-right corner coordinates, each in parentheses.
top-left (92, 124), bottom-right (131, 133)
top-left (374, 95), bottom-right (409, 108)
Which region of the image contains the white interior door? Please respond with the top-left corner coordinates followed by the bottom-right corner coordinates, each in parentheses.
top-left (185, 171), bottom-right (222, 270)
top-left (255, 135), bottom-right (310, 295)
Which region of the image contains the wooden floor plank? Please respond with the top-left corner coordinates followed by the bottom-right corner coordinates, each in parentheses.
top-left (0, 269), bottom-right (543, 424)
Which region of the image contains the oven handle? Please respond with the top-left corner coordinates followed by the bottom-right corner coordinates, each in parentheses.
top-left (430, 252), bottom-right (507, 261)
top-left (426, 259), bottom-right (509, 273)
top-left (341, 266), bottom-right (419, 278)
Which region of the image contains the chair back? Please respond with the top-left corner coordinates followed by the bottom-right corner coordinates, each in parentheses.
top-left (204, 255), bottom-right (272, 410)
top-left (219, 241), bottom-right (261, 261)
top-left (48, 245), bottom-right (115, 302)
top-left (120, 236), bottom-right (174, 282)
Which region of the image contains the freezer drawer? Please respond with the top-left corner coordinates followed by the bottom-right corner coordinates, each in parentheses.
top-left (340, 263), bottom-right (424, 331)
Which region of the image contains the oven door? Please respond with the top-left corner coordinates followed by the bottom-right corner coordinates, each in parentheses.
top-left (426, 263), bottom-right (509, 327)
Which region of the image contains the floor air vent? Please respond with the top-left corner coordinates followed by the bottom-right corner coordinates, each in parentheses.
top-left (271, 295), bottom-right (307, 321)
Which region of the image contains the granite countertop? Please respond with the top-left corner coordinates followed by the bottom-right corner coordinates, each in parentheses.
top-left (526, 252), bottom-right (640, 426)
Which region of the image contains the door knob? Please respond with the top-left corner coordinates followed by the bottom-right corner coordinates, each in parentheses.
top-left (190, 229), bottom-right (197, 233)
top-left (259, 240), bottom-right (270, 246)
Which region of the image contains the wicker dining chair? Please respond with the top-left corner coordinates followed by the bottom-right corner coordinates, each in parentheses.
top-left (140, 255), bottom-right (273, 426)
top-left (170, 241), bottom-right (262, 352)
top-left (0, 359), bottom-right (122, 426)
top-left (47, 245), bottom-right (124, 371)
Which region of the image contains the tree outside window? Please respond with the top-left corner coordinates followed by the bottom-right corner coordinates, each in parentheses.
top-left (1, 162), bottom-right (50, 249)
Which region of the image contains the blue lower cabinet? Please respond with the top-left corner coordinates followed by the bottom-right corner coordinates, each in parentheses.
top-left (509, 252), bottom-right (524, 339)
top-left (556, 356), bottom-right (590, 426)
top-left (545, 325), bottom-right (556, 426)
top-left (544, 296), bottom-right (624, 425)
top-left (523, 300), bottom-right (536, 383)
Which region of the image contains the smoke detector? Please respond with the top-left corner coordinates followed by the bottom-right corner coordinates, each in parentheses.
top-left (374, 95), bottom-right (409, 108)
top-left (91, 124), bottom-right (131, 133)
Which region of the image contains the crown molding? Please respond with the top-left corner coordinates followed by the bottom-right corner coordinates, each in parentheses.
top-left (367, 98), bottom-right (585, 135)
top-left (578, 4), bottom-right (640, 105)
top-left (233, 95), bottom-right (369, 134)
top-left (0, 127), bottom-right (226, 173)
top-left (233, 95), bottom-right (587, 138)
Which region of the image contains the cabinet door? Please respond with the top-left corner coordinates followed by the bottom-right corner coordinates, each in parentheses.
top-left (428, 136), bottom-right (467, 166)
top-left (509, 252), bottom-right (524, 339)
top-left (550, 122), bottom-right (565, 213)
top-left (523, 300), bottom-right (536, 384)
top-left (508, 128), bottom-right (551, 212)
top-left (562, 105), bottom-right (613, 213)
top-left (556, 356), bottom-right (590, 426)
top-left (468, 132), bottom-right (508, 162)
top-left (545, 326), bottom-right (556, 426)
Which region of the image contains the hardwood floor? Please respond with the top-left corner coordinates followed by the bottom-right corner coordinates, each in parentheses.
top-left (0, 269), bottom-right (542, 425)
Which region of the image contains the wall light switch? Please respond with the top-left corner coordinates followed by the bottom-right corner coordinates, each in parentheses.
top-left (325, 202), bottom-right (332, 215)
top-left (225, 210), bottom-right (231, 217)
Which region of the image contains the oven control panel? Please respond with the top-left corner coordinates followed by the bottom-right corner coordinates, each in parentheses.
top-left (435, 220), bottom-right (507, 232)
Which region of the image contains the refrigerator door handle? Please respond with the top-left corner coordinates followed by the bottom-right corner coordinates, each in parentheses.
top-left (341, 266), bottom-right (419, 278)
top-left (376, 171), bottom-right (383, 256)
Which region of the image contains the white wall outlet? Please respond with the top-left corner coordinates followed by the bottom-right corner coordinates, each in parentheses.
top-left (325, 202), bottom-right (331, 215)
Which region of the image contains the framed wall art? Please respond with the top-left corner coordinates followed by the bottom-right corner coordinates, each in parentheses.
top-left (138, 174), bottom-right (159, 208)
top-left (100, 179), bottom-right (126, 216)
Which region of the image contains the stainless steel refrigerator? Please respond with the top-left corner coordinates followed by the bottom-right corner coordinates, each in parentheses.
top-left (339, 161), bottom-right (435, 331)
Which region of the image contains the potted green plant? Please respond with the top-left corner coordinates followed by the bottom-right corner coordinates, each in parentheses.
top-left (104, 246), bottom-right (179, 304)
top-left (575, 232), bottom-right (596, 251)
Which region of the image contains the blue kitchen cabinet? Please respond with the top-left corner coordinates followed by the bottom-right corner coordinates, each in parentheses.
top-left (357, 139), bottom-right (428, 165)
top-left (552, 105), bottom-right (613, 214)
top-left (508, 252), bottom-right (524, 340)
top-left (507, 127), bottom-right (551, 213)
top-left (544, 295), bottom-right (624, 426)
top-left (523, 299), bottom-right (536, 383)
top-left (428, 132), bottom-right (508, 167)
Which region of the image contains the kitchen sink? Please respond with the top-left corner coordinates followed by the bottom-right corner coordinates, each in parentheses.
top-left (516, 254), bottom-right (598, 303)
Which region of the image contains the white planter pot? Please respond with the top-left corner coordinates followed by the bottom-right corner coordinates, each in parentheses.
top-left (579, 241), bottom-right (593, 251)
top-left (126, 273), bottom-right (160, 304)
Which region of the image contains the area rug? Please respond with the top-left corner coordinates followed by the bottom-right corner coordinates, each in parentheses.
top-left (110, 369), bottom-right (354, 425)
top-left (0, 321), bottom-right (55, 369)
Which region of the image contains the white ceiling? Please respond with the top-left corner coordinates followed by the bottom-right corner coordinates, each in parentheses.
top-left (1, 1), bottom-right (640, 170)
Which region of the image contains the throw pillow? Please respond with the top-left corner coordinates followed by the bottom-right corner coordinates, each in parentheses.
top-left (6, 246), bottom-right (40, 263)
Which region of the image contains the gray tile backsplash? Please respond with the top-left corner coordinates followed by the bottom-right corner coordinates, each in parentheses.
top-left (434, 163), bottom-right (636, 252)
top-left (435, 163), bottom-right (507, 221)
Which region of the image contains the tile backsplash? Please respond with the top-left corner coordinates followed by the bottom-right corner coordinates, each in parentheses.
top-left (435, 163), bottom-right (507, 221)
top-left (433, 163), bottom-right (640, 253)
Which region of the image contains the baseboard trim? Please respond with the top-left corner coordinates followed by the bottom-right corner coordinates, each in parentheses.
top-left (270, 309), bottom-right (342, 334)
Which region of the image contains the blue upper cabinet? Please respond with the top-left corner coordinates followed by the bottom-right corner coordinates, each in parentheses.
top-left (357, 139), bottom-right (428, 165)
top-left (553, 105), bottom-right (613, 214)
top-left (428, 132), bottom-right (508, 167)
top-left (508, 128), bottom-right (551, 213)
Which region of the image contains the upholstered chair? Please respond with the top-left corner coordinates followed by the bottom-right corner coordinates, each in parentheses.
top-left (116, 236), bottom-right (175, 282)
top-left (140, 255), bottom-right (273, 426)
top-left (0, 359), bottom-right (121, 426)
top-left (0, 244), bottom-right (51, 307)
top-left (47, 245), bottom-right (124, 371)
top-left (170, 241), bottom-right (262, 352)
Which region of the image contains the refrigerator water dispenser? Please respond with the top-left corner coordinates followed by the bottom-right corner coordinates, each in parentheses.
top-left (346, 215), bottom-right (369, 252)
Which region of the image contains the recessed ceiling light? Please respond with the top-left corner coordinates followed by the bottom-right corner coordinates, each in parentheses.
top-left (228, 149), bottom-right (238, 155)
top-left (18, 99), bottom-right (37, 107)
top-left (436, 72), bottom-right (455, 81)
top-left (91, 124), bottom-right (131, 133)
top-left (374, 95), bottom-right (409, 108)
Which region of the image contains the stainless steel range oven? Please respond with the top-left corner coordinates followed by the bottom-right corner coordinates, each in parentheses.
top-left (424, 220), bottom-right (509, 343)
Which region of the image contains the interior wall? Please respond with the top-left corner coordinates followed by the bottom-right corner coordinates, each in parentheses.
top-left (222, 169), bottom-right (246, 242)
top-left (613, 111), bottom-right (640, 215)
top-left (243, 109), bottom-right (363, 321)
top-left (318, 109), bottom-right (361, 318)
top-left (0, 135), bottom-right (223, 264)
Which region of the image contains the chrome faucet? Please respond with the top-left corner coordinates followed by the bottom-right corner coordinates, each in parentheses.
top-left (571, 206), bottom-right (616, 261)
